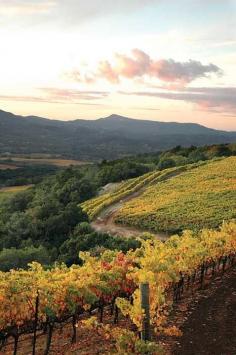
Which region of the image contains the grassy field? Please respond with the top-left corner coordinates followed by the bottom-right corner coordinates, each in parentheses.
top-left (114, 157), bottom-right (236, 233)
top-left (0, 157), bottom-right (90, 168)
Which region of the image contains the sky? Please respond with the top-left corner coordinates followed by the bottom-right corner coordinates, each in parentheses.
top-left (0, 0), bottom-right (236, 130)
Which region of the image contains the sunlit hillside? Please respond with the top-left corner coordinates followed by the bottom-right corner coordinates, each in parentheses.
top-left (115, 157), bottom-right (236, 233)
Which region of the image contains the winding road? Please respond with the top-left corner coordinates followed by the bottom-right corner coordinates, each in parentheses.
top-left (91, 167), bottom-right (194, 241)
top-left (91, 188), bottom-right (169, 241)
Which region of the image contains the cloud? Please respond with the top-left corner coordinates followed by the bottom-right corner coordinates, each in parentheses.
top-left (0, 0), bottom-right (156, 25)
top-left (67, 71), bottom-right (96, 84)
top-left (70, 49), bottom-right (222, 85)
top-left (0, 88), bottom-right (109, 105)
top-left (120, 86), bottom-right (236, 114)
top-left (40, 88), bottom-right (109, 101)
top-left (97, 61), bottom-right (119, 84)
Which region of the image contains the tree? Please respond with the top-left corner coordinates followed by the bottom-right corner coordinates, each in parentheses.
top-left (157, 158), bottom-right (176, 170)
top-left (0, 246), bottom-right (51, 271)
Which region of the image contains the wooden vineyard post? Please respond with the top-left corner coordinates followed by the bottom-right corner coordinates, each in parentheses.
top-left (140, 282), bottom-right (151, 341)
top-left (32, 291), bottom-right (39, 355)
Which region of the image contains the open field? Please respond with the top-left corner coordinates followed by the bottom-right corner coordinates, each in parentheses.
top-left (115, 157), bottom-right (236, 233)
top-left (0, 164), bottom-right (19, 170)
top-left (0, 157), bottom-right (90, 167)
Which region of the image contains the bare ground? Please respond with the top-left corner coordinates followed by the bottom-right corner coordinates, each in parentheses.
top-left (169, 267), bottom-right (236, 355)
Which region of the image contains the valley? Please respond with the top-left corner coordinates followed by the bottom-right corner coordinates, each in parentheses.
top-left (2, 1), bottom-right (236, 353)
top-left (0, 142), bottom-right (235, 355)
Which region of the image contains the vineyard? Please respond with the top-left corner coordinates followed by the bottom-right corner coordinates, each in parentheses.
top-left (0, 220), bottom-right (236, 354)
top-left (115, 157), bottom-right (236, 233)
top-left (81, 163), bottom-right (206, 220)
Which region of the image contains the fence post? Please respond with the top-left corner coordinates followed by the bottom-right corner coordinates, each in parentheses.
top-left (140, 282), bottom-right (150, 341)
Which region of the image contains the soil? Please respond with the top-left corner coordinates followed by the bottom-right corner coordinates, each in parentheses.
top-left (171, 267), bottom-right (236, 355)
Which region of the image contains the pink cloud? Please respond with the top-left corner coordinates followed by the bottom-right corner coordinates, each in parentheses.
top-left (114, 49), bottom-right (150, 79)
top-left (112, 49), bottom-right (222, 84)
top-left (69, 49), bottom-right (222, 86)
top-left (98, 61), bottom-right (119, 84)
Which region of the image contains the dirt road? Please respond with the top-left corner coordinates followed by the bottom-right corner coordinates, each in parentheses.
top-left (91, 189), bottom-right (169, 241)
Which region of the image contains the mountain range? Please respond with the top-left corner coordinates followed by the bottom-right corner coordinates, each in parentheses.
top-left (0, 109), bottom-right (236, 160)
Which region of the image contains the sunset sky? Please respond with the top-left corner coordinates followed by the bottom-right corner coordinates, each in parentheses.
top-left (0, 0), bottom-right (236, 130)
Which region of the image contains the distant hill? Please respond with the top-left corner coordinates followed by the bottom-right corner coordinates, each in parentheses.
top-left (0, 110), bottom-right (236, 160)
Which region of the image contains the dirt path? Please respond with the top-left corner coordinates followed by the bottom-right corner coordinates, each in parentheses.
top-left (91, 188), bottom-right (169, 241)
top-left (91, 165), bottom-right (206, 241)
top-left (91, 168), bottom-right (189, 241)
top-left (172, 268), bottom-right (236, 355)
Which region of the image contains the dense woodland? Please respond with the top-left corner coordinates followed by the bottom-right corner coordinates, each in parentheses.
top-left (0, 166), bottom-right (140, 270)
top-left (0, 143), bottom-right (235, 271)
top-left (0, 164), bottom-right (58, 187)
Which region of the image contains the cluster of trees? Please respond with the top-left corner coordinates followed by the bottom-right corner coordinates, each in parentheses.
top-left (0, 168), bottom-right (92, 269)
top-left (110, 143), bottom-right (236, 171)
top-left (0, 164), bottom-right (58, 187)
top-left (58, 222), bottom-right (140, 266)
top-left (0, 245), bottom-right (50, 272)
top-left (0, 166), bottom-right (140, 270)
top-left (155, 143), bottom-right (236, 170)
top-left (97, 160), bottom-right (149, 185)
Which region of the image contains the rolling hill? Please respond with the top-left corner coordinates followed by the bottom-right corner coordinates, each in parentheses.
top-left (115, 157), bottom-right (236, 233)
top-left (1, 110), bottom-right (236, 160)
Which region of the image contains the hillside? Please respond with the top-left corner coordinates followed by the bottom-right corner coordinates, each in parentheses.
top-left (1, 221), bottom-right (236, 355)
top-left (115, 157), bottom-right (236, 233)
top-left (1, 109), bottom-right (236, 159)
top-left (0, 148), bottom-right (236, 354)
top-left (83, 157), bottom-right (236, 236)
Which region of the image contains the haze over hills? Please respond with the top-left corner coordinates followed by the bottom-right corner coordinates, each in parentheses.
top-left (0, 109), bottom-right (236, 160)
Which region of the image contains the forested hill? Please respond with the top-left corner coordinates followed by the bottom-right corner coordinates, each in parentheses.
top-left (1, 109), bottom-right (236, 160)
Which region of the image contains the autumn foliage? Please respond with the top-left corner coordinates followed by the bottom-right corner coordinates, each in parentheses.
top-left (0, 221), bottom-right (235, 353)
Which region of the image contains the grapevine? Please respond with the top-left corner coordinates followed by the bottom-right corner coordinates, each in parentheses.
top-left (0, 221), bottom-right (235, 353)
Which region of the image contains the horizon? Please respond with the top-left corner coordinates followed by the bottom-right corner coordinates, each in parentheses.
top-left (0, 1), bottom-right (236, 130)
top-left (2, 108), bottom-right (236, 132)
